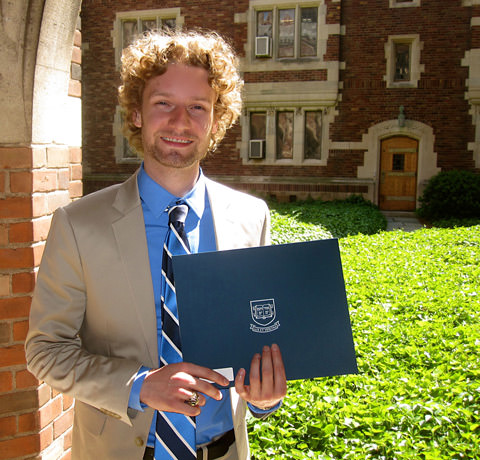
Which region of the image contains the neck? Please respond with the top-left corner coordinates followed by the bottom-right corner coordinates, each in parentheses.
top-left (143, 159), bottom-right (200, 197)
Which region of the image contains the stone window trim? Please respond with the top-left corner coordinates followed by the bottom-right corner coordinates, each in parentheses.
top-left (384, 34), bottom-right (424, 89)
top-left (239, 105), bottom-right (330, 166)
top-left (240, 0), bottom-right (338, 73)
top-left (389, 0), bottom-right (421, 8)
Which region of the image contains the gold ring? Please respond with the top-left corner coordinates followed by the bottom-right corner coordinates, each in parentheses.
top-left (185, 391), bottom-right (199, 407)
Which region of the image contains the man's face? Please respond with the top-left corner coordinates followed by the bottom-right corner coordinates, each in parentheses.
top-left (134, 63), bottom-right (218, 171)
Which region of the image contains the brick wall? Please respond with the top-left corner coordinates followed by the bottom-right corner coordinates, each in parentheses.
top-left (333, 0), bottom-right (475, 170)
top-left (0, 20), bottom-right (82, 460)
top-left (81, 0), bottom-right (478, 201)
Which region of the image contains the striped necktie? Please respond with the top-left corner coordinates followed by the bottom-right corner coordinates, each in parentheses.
top-left (154, 202), bottom-right (196, 460)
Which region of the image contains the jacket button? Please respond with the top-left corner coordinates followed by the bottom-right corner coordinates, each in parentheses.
top-left (135, 437), bottom-right (145, 447)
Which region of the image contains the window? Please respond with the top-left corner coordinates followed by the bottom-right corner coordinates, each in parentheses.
top-left (304, 111), bottom-right (322, 160)
top-left (257, 11), bottom-right (273, 39)
top-left (394, 42), bottom-right (411, 82)
top-left (389, 0), bottom-right (421, 7)
top-left (249, 112), bottom-right (267, 159)
top-left (120, 17), bottom-right (176, 51)
top-left (115, 10), bottom-right (180, 67)
top-left (392, 153), bottom-right (405, 171)
top-left (300, 7), bottom-right (318, 57)
top-left (276, 112), bottom-right (294, 159)
top-left (113, 9), bottom-right (184, 163)
top-left (385, 35), bottom-right (423, 88)
top-left (244, 108), bottom-right (326, 164)
top-left (254, 5), bottom-right (318, 59)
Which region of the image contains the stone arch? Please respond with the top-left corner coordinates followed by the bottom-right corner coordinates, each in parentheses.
top-left (358, 118), bottom-right (440, 207)
top-left (33, 0), bottom-right (82, 145)
top-left (0, 1), bottom-right (81, 459)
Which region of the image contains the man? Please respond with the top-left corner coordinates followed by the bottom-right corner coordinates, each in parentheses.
top-left (25, 29), bottom-right (287, 460)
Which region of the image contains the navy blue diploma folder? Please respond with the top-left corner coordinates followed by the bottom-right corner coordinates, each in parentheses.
top-left (173, 238), bottom-right (358, 385)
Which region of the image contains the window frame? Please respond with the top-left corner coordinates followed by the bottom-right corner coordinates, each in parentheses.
top-left (252, 3), bottom-right (321, 61)
top-left (304, 110), bottom-right (323, 160)
top-left (244, 107), bottom-right (328, 165)
top-left (112, 9), bottom-right (184, 164)
top-left (385, 34), bottom-right (423, 89)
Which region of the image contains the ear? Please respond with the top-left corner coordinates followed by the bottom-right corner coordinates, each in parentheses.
top-left (132, 110), bottom-right (142, 128)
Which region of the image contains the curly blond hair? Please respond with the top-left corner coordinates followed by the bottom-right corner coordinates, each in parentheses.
top-left (118, 29), bottom-right (243, 155)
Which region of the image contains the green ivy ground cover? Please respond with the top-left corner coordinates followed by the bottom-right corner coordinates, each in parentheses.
top-left (249, 216), bottom-right (480, 459)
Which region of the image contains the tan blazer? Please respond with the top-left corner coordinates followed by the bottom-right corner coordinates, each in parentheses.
top-left (25, 171), bottom-right (271, 460)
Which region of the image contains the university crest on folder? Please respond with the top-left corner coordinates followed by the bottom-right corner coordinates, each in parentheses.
top-left (249, 298), bottom-right (281, 334)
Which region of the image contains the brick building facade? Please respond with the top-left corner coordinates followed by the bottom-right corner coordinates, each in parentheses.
top-left (0, 2), bottom-right (479, 459)
top-left (81, 0), bottom-right (480, 210)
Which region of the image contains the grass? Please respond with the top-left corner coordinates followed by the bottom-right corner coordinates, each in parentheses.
top-left (248, 199), bottom-right (480, 459)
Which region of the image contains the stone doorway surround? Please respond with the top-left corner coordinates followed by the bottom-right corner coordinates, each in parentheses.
top-left (357, 118), bottom-right (441, 208)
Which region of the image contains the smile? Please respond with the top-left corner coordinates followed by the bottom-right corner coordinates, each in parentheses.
top-left (162, 136), bottom-right (193, 144)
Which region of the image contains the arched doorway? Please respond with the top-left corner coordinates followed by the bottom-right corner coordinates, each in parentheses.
top-left (379, 136), bottom-right (418, 211)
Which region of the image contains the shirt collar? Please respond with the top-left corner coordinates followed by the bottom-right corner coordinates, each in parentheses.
top-left (137, 163), bottom-right (205, 220)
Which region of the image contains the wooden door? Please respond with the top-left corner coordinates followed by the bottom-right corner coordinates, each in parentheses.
top-left (379, 137), bottom-right (418, 211)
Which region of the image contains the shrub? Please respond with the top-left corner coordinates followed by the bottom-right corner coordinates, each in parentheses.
top-left (417, 170), bottom-right (480, 221)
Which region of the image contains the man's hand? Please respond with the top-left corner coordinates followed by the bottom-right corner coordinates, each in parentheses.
top-left (140, 362), bottom-right (229, 416)
top-left (235, 343), bottom-right (287, 410)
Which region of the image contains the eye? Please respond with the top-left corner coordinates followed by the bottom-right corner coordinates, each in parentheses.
top-left (191, 104), bottom-right (206, 112)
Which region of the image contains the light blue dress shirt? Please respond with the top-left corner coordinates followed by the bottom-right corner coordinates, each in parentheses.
top-left (129, 164), bottom-right (278, 447)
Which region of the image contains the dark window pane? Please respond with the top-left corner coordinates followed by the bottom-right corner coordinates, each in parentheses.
top-left (392, 153), bottom-right (405, 171)
top-left (394, 42), bottom-right (411, 81)
top-left (123, 138), bottom-right (138, 158)
top-left (162, 18), bottom-right (176, 31)
top-left (276, 112), bottom-right (294, 159)
top-left (257, 11), bottom-right (273, 38)
top-left (250, 113), bottom-right (266, 140)
top-left (122, 20), bottom-right (138, 48)
top-left (304, 111), bottom-right (322, 159)
top-left (141, 19), bottom-right (156, 33)
top-left (278, 9), bottom-right (295, 58)
top-left (301, 7), bottom-right (317, 57)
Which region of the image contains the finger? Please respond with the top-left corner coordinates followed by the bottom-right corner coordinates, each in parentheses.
top-left (171, 372), bottom-right (224, 401)
top-left (234, 368), bottom-right (249, 399)
top-left (261, 345), bottom-right (274, 390)
top-left (246, 352), bottom-right (262, 400)
top-left (179, 388), bottom-right (206, 407)
top-left (271, 344), bottom-right (287, 396)
top-left (182, 363), bottom-right (230, 387)
top-left (249, 353), bottom-right (261, 386)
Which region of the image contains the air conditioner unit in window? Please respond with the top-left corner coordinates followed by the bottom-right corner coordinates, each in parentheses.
top-left (255, 36), bottom-right (271, 57)
top-left (249, 139), bottom-right (266, 159)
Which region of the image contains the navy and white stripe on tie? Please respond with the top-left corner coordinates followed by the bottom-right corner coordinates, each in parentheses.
top-left (154, 202), bottom-right (196, 460)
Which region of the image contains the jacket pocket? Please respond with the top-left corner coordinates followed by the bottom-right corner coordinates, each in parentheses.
top-left (74, 401), bottom-right (108, 436)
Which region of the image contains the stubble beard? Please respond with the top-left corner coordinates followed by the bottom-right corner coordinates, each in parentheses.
top-left (144, 133), bottom-right (210, 170)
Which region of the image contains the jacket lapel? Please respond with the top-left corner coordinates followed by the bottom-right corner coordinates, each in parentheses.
top-left (111, 172), bottom-right (158, 367)
top-left (205, 178), bottom-right (237, 251)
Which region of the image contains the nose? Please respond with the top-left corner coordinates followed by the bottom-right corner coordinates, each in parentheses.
top-left (168, 105), bottom-right (190, 130)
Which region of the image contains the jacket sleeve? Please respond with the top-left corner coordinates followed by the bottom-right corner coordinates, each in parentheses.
top-left (25, 207), bottom-right (142, 426)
